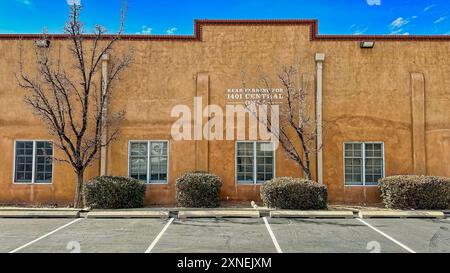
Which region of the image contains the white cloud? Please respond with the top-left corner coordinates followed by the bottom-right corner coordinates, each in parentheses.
top-left (434, 16), bottom-right (447, 24)
top-left (389, 17), bottom-right (414, 34)
top-left (353, 28), bottom-right (368, 35)
top-left (390, 28), bottom-right (404, 35)
top-left (366, 0), bottom-right (381, 6)
top-left (424, 4), bottom-right (435, 12)
top-left (166, 27), bottom-right (177, 35)
top-left (16, 0), bottom-right (32, 6)
top-left (349, 24), bottom-right (368, 35)
top-left (140, 26), bottom-right (152, 34)
top-left (390, 17), bottom-right (409, 29)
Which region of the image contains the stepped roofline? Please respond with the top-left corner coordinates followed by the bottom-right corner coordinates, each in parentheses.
top-left (0, 19), bottom-right (449, 41)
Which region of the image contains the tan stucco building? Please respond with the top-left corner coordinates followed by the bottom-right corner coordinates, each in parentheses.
top-left (0, 20), bottom-right (449, 206)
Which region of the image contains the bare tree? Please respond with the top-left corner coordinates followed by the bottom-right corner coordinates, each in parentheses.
top-left (16, 3), bottom-right (133, 208)
top-left (241, 59), bottom-right (320, 180)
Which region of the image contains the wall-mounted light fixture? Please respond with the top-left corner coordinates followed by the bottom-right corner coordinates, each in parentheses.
top-left (35, 39), bottom-right (50, 48)
top-left (360, 41), bottom-right (375, 48)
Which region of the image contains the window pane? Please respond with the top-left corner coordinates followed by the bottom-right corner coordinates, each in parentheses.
top-left (15, 141), bottom-right (34, 183)
top-left (151, 142), bottom-right (163, 156)
top-left (344, 143), bottom-right (363, 186)
top-left (35, 142), bottom-right (53, 183)
top-left (149, 142), bottom-right (168, 183)
top-left (130, 142), bottom-right (148, 156)
top-left (364, 143), bottom-right (383, 185)
top-left (237, 142), bottom-right (254, 183)
top-left (256, 142), bottom-right (274, 183)
top-left (130, 142), bottom-right (149, 182)
top-left (161, 142), bottom-right (168, 156)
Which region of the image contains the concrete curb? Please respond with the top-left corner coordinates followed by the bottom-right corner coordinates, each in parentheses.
top-left (86, 210), bottom-right (170, 219)
top-left (270, 210), bottom-right (354, 219)
top-left (0, 207), bottom-right (81, 211)
top-left (358, 210), bottom-right (445, 219)
top-left (178, 210), bottom-right (260, 219)
top-left (0, 210), bottom-right (80, 218)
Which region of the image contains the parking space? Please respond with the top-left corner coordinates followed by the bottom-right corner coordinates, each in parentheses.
top-left (151, 218), bottom-right (277, 253)
top-left (267, 218), bottom-right (408, 253)
top-left (13, 218), bottom-right (169, 253)
top-left (0, 217), bottom-right (449, 253)
top-left (363, 218), bottom-right (450, 253)
top-left (0, 218), bottom-right (75, 253)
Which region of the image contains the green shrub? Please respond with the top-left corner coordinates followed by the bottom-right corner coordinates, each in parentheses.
top-left (261, 177), bottom-right (328, 209)
top-left (84, 176), bottom-right (147, 209)
top-left (379, 175), bottom-right (450, 210)
top-left (176, 172), bottom-right (222, 208)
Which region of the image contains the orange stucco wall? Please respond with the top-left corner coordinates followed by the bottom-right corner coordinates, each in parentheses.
top-left (0, 21), bottom-right (449, 206)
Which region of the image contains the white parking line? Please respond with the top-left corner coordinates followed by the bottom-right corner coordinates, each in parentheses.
top-left (9, 218), bottom-right (83, 253)
top-left (357, 218), bottom-right (416, 253)
top-left (263, 217), bottom-right (282, 253)
top-left (145, 217), bottom-right (174, 253)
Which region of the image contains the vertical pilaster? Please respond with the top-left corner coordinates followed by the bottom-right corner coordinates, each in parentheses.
top-left (196, 72), bottom-right (210, 172)
top-left (100, 53), bottom-right (109, 176)
top-left (302, 73), bottom-right (316, 180)
top-left (315, 53), bottom-right (325, 184)
top-left (411, 73), bottom-right (427, 174)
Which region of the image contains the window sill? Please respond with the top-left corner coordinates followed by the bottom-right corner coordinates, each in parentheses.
top-left (13, 182), bottom-right (53, 185)
top-left (344, 184), bottom-right (379, 187)
top-left (236, 182), bottom-right (264, 186)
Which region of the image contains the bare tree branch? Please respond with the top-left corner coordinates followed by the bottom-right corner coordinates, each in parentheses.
top-left (241, 57), bottom-right (320, 180)
top-left (16, 2), bottom-right (132, 208)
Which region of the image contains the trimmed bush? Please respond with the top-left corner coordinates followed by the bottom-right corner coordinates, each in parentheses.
top-left (261, 177), bottom-right (328, 209)
top-left (379, 175), bottom-right (450, 210)
top-left (176, 172), bottom-right (222, 208)
top-left (84, 176), bottom-right (147, 209)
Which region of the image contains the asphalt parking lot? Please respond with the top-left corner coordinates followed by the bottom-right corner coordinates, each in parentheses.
top-left (1, 217), bottom-right (449, 253)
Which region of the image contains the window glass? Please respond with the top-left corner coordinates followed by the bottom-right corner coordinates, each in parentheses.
top-left (364, 143), bottom-right (384, 185)
top-left (35, 141), bottom-right (53, 183)
top-left (344, 142), bottom-right (384, 186)
top-left (256, 142), bottom-right (274, 183)
top-left (344, 143), bottom-right (363, 185)
top-left (236, 142), bottom-right (255, 183)
top-left (129, 141), bottom-right (169, 184)
top-left (129, 142), bottom-right (148, 182)
top-left (15, 141), bottom-right (53, 183)
top-left (237, 142), bottom-right (274, 184)
top-left (15, 141), bottom-right (34, 183)
top-left (149, 142), bottom-right (168, 183)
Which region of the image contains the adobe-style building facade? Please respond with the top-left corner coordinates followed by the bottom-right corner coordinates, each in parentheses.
top-left (0, 20), bottom-right (449, 206)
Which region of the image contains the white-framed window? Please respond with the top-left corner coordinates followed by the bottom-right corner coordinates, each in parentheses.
top-left (128, 141), bottom-right (169, 184)
top-left (14, 141), bottom-right (53, 184)
top-left (344, 142), bottom-right (384, 186)
top-left (236, 141), bottom-right (275, 184)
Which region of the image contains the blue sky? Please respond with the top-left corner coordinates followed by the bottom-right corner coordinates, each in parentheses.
top-left (1, 0), bottom-right (449, 35)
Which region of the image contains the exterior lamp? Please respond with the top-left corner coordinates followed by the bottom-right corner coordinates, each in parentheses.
top-left (360, 41), bottom-right (375, 48)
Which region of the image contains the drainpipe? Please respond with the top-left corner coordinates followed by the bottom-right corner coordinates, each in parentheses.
top-left (315, 53), bottom-right (325, 184)
top-left (100, 53), bottom-right (109, 176)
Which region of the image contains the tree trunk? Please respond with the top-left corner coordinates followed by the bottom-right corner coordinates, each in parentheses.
top-left (305, 154), bottom-right (312, 180)
top-left (305, 170), bottom-right (312, 180)
top-left (74, 170), bottom-right (85, 208)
